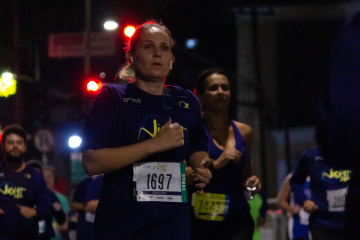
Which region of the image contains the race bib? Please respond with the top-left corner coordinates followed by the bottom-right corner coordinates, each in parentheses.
top-left (192, 192), bottom-right (230, 221)
top-left (38, 220), bottom-right (45, 234)
top-left (327, 187), bottom-right (347, 212)
top-left (133, 162), bottom-right (187, 203)
top-left (85, 212), bottom-right (96, 223)
top-left (299, 208), bottom-right (310, 225)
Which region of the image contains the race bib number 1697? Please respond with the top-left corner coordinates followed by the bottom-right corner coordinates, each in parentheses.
top-left (133, 162), bottom-right (187, 203)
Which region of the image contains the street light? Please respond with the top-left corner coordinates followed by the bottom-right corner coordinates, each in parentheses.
top-left (0, 71), bottom-right (17, 97)
top-left (68, 135), bottom-right (82, 149)
top-left (104, 20), bottom-right (118, 31)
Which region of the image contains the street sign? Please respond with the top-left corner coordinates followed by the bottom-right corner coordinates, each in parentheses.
top-left (48, 32), bottom-right (116, 58)
top-left (34, 129), bottom-right (55, 153)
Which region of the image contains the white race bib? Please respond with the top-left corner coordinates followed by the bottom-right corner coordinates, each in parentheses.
top-left (38, 220), bottom-right (45, 234)
top-left (299, 208), bottom-right (310, 225)
top-left (327, 187), bottom-right (347, 212)
top-left (85, 212), bottom-right (96, 223)
top-left (133, 162), bottom-right (187, 203)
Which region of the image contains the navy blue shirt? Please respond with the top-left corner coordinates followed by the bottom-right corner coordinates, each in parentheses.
top-left (0, 163), bottom-right (52, 240)
top-left (72, 177), bottom-right (92, 240)
top-left (39, 190), bottom-right (66, 238)
top-left (290, 147), bottom-right (352, 233)
top-left (81, 83), bottom-right (208, 240)
top-left (80, 175), bottom-right (103, 240)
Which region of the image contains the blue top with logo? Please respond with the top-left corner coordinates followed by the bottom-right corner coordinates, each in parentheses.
top-left (81, 83), bottom-right (208, 240)
top-left (290, 147), bottom-right (352, 233)
top-left (0, 163), bottom-right (52, 240)
top-left (188, 121), bottom-right (251, 240)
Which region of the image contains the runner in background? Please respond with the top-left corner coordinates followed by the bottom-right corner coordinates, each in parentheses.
top-left (290, 147), bottom-right (352, 240)
top-left (277, 173), bottom-right (310, 240)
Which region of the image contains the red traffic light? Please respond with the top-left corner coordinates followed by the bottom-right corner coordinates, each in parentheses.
top-left (86, 79), bottom-right (103, 92)
top-left (124, 25), bottom-right (136, 38)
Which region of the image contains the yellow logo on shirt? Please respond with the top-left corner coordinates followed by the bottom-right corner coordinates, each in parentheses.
top-left (322, 169), bottom-right (352, 182)
top-left (0, 184), bottom-right (26, 199)
top-left (179, 101), bottom-right (190, 109)
top-left (138, 119), bottom-right (187, 145)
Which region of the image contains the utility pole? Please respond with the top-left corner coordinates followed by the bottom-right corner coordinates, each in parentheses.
top-left (84, 0), bottom-right (91, 75)
top-left (13, 0), bottom-right (21, 124)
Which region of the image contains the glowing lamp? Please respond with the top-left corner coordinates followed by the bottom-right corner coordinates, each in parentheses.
top-left (0, 72), bottom-right (17, 97)
top-left (86, 80), bottom-right (103, 92)
top-left (124, 25), bottom-right (136, 38)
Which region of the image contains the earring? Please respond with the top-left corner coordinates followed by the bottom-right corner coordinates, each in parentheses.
top-left (170, 60), bottom-right (173, 70)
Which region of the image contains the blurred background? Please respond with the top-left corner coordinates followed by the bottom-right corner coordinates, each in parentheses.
top-left (0, 0), bottom-right (359, 219)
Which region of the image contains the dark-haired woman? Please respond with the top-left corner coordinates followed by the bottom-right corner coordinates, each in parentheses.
top-left (188, 69), bottom-right (261, 240)
top-left (81, 21), bottom-right (212, 240)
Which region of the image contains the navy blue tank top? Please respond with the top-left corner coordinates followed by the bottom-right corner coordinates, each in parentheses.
top-left (190, 121), bottom-right (251, 218)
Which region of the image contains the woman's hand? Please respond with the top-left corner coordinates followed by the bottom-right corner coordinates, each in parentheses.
top-left (17, 205), bottom-right (37, 218)
top-left (213, 147), bottom-right (242, 170)
top-left (193, 158), bottom-right (213, 194)
top-left (53, 202), bottom-right (62, 212)
top-left (303, 200), bottom-right (318, 213)
top-left (244, 175), bottom-right (261, 193)
top-left (152, 118), bottom-right (184, 153)
top-left (290, 204), bottom-right (301, 214)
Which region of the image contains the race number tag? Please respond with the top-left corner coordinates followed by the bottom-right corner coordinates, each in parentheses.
top-left (85, 212), bottom-right (96, 223)
top-left (133, 162), bottom-right (187, 203)
top-left (192, 192), bottom-right (230, 221)
top-left (299, 208), bottom-right (310, 225)
top-left (327, 187), bottom-right (347, 212)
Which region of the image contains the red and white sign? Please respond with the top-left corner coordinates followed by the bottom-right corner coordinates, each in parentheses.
top-left (48, 32), bottom-right (116, 58)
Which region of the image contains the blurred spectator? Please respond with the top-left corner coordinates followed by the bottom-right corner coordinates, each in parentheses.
top-left (27, 160), bottom-right (67, 240)
top-left (43, 165), bottom-right (70, 240)
top-left (0, 124), bottom-right (52, 240)
top-left (290, 147), bottom-right (352, 240)
top-left (277, 173), bottom-right (310, 240)
top-left (69, 177), bottom-right (92, 240)
top-left (82, 174), bottom-right (104, 240)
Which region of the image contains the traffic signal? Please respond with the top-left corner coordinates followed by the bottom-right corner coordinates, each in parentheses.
top-left (86, 79), bottom-right (103, 92)
top-left (124, 25), bottom-right (135, 38)
top-left (84, 77), bottom-right (103, 99)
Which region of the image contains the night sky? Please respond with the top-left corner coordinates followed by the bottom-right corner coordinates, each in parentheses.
top-left (0, 0), bottom-right (355, 156)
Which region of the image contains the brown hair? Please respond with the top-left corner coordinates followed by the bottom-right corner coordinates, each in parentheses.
top-left (118, 20), bottom-right (175, 81)
top-left (1, 124), bottom-right (27, 146)
top-left (195, 68), bottom-right (233, 95)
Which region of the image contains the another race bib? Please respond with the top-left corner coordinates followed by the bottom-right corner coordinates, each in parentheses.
top-left (299, 208), bottom-right (310, 225)
top-left (192, 192), bottom-right (230, 221)
top-left (133, 162), bottom-right (187, 203)
top-left (326, 187), bottom-right (348, 212)
top-left (85, 212), bottom-right (96, 223)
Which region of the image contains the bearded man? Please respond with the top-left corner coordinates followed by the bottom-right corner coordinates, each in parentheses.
top-left (0, 124), bottom-right (52, 240)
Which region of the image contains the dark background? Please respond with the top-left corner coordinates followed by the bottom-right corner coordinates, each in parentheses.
top-left (0, 0), bottom-right (354, 168)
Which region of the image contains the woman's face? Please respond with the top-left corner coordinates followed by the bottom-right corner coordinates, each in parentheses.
top-left (43, 169), bottom-right (55, 191)
top-left (199, 73), bottom-right (231, 111)
top-left (130, 26), bottom-right (173, 82)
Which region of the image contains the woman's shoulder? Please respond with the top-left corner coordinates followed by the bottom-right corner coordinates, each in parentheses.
top-left (232, 120), bottom-right (252, 137)
top-left (166, 85), bottom-right (199, 102)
